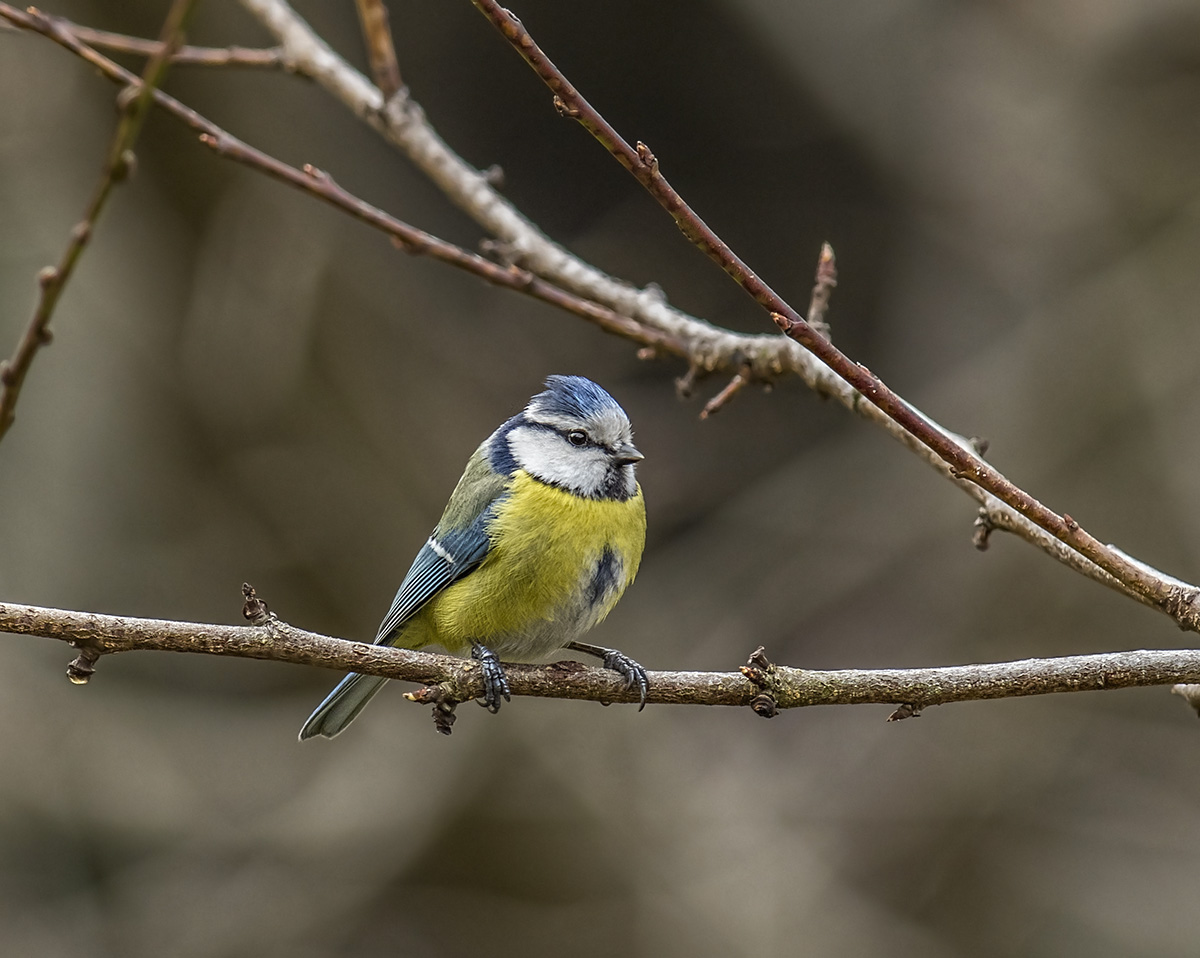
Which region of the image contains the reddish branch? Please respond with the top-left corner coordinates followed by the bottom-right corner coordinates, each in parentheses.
top-left (228, 0), bottom-right (1196, 623)
top-left (470, 0), bottom-right (1200, 629)
top-left (701, 243), bottom-right (837, 417)
top-left (199, 134), bottom-right (691, 355)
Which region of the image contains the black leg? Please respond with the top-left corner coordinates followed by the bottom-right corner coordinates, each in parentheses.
top-left (566, 640), bottom-right (649, 710)
top-left (471, 642), bottom-right (511, 713)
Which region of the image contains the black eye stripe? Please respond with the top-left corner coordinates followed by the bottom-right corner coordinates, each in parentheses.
top-left (526, 421), bottom-right (617, 451)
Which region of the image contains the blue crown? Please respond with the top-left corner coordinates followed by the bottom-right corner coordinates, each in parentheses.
top-left (531, 375), bottom-right (623, 421)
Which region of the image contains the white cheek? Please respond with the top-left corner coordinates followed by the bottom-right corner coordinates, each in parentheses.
top-left (507, 428), bottom-right (608, 495)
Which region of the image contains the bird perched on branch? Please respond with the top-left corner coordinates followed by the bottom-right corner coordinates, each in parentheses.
top-left (300, 375), bottom-right (648, 739)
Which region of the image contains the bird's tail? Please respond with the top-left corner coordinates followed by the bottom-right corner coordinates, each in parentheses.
top-left (298, 672), bottom-right (389, 740)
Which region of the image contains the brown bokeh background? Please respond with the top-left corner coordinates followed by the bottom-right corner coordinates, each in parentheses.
top-left (3, 1), bottom-right (1200, 955)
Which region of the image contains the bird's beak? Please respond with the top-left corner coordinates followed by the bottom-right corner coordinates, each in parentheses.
top-left (613, 442), bottom-right (644, 466)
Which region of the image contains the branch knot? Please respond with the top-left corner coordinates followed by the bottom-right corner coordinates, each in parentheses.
top-left (740, 646), bottom-right (780, 719)
top-left (552, 94), bottom-right (579, 118)
top-left (635, 141), bottom-right (659, 173)
top-left (66, 645), bottom-right (101, 685)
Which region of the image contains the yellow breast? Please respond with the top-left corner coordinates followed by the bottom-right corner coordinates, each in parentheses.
top-left (407, 471), bottom-right (645, 658)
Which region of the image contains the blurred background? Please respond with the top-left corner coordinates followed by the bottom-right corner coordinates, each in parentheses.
top-left (3, 0), bottom-right (1200, 955)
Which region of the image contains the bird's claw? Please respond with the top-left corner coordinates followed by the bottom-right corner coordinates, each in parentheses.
top-left (601, 649), bottom-right (649, 711)
top-left (471, 643), bottom-right (511, 713)
top-left (565, 641), bottom-right (650, 710)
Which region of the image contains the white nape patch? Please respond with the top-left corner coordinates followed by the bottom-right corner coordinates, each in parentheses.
top-left (427, 536), bottom-right (455, 564)
top-left (507, 424), bottom-right (633, 498)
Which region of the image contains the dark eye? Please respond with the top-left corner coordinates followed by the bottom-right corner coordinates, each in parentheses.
top-left (567, 430), bottom-right (588, 446)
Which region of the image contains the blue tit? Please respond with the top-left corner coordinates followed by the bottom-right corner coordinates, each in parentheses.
top-left (300, 375), bottom-right (648, 739)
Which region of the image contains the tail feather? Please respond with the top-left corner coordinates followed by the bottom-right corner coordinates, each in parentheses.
top-left (299, 672), bottom-right (389, 740)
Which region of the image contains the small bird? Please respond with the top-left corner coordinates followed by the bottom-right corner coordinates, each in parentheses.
top-left (300, 375), bottom-right (648, 739)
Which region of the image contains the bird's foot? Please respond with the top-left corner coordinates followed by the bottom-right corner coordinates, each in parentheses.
top-left (566, 641), bottom-right (649, 710)
top-left (471, 642), bottom-right (511, 713)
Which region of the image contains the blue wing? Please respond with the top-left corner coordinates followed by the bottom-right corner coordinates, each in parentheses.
top-left (300, 449), bottom-right (509, 738)
top-left (299, 508), bottom-right (496, 740)
top-left (374, 514), bottom-right (493, 644)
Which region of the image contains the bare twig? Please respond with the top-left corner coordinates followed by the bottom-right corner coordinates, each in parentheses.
top-left (702, 244), bottom-right (836, 418)
top-left (354, 0), bottom-right (403, 99)
top-left (699, 368), bottom-right (750, 419)
top-left (198, 136), bottom-right (691, 355)
top-left (806, 241), bottom-right (836, 339)
top-left (0, 0), bottom-right (198, 444)
top-left (230, 1), bottom-right (1199, 630)
top-left (64, 22), bottom-right (286, 68)
top-left (0, 5), bottom-right (689, 361)
top-left (4, 599), bottom-right (1200, 718)
top-left (470, 0), bottom-right (1200, 630)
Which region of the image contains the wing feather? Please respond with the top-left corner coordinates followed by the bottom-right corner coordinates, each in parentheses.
top-left (374, 448), bottom-right (510, 644)
top-left (375, 518), bottom-right (493, 643)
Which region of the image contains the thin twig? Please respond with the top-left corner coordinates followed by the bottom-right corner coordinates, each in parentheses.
top-left (0, 5), bottom-right (689, 361)
top-left (199, 136), bottom-right (691, 355)
top-left (4, 599), bottom-right (1200, 717)
top-left (0, 0), bottom-right (198, 444)
top-left (806, 241), bottom-right (836, 339)
top-left (65, 23), bottom-right (286, 68)
top-left (702, 244), bottom-right (836, 418)
top-left (470, 0), bottom-right (1200, 630)
top-left (354, 0), bottom-right (402, 99)
top-left (699, 368), bottom-right (749, 419)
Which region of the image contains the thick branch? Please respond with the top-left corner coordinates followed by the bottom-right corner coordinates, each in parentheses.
top-left (230, 1), bottom-right (1200, 628)
top-left (469, 0), bottom-right (1200, 629)
top-left (0, 0), bottom-right (197, 444)
top-left (4, 600), bottom-right (1200, 716)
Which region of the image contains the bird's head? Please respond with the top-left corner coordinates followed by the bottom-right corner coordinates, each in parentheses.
top-left (493, 375), bottom-right (642, 500)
